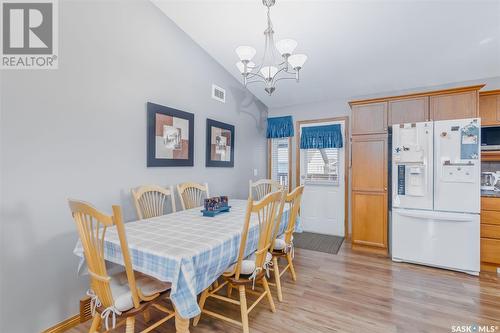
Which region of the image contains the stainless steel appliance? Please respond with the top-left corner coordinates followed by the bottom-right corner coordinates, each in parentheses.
top-left (481, 172), bottom-right (500, 191)
top-left (481, 126), bottom-right (500, 151)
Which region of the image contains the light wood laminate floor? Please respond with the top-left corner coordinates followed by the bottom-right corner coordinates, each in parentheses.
top-left (68, 241), bottom-right (500, 332)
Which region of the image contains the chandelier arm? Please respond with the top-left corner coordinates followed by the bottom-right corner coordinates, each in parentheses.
top-left (246, 78), bottom-right (269, 85)
top-left (246, 72), bottom-right (267, 81)
top-left (273, 76), bottom-right (299, 84)
top-left (269, 66), bottom-right (292, 84)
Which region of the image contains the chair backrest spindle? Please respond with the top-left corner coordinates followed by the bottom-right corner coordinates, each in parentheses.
top-left (68, 200), bottom-right (140, 310)
top-left (270, 185), bottom-right (304, 252)
top-left (249, 179), bottom-right (283, 201)
top-left (177, 182), bottom-right (210, 210)
top-left (234, 190), bottom-right (284, 279)
top-left (132, 185), bottom-right (176, 220)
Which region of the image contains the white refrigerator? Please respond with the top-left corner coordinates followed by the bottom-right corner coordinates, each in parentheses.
top-left (391, 118), bottom-right (481, 275)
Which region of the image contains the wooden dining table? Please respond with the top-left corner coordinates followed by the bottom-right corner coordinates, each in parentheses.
top-left (74, 198), bottom-right (298, 332)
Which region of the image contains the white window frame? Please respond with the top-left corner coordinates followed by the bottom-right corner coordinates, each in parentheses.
top-left (303, 147), bottom-right (340, 185)
top-left (268, 137), bottom-right (291, 192)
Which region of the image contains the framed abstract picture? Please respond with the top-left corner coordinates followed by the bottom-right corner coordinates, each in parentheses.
top-left (147, 102), bottom-right (194, 167)
top-left (206, 119), bottom-right (235, 167)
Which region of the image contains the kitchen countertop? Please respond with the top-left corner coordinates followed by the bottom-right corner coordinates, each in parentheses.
top-left (481, 190), bottom-right (500, 198)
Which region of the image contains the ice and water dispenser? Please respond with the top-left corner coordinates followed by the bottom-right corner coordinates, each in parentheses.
top-left (392, 122), bottom-right (433, 210)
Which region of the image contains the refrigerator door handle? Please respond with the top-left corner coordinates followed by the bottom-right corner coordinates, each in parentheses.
top-left (396, 210), bottom-right (476, 222)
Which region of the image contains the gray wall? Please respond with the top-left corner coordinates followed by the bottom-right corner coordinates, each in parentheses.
top-left (0, 1), bottom-right (267, 332)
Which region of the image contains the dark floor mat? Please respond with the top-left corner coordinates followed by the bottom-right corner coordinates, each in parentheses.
top-left (294, 232), bottom-right (344, 254)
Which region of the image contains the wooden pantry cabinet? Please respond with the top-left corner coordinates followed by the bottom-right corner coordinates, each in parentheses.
top-left (351, 134), bottom-right (388, 255)
top-left (349, 84), bottom-right (483, 256)
top-left (351, 102), bottom-right (387, 135)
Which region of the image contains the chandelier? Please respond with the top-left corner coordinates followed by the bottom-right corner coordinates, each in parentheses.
top-left (235, 0), bottom-right (308, 96)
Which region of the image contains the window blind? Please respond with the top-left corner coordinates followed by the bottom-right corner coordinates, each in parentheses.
top-left (305, 148), bottom-right (339, 184)
top-left (270, 138), bottom-right (289, 188)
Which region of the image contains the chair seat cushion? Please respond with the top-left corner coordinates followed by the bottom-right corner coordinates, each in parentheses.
top-left (225, 251), bottom-right (272, 275)
top-left (110, 271), bottom-right (171, 312)
top-left (274, 234), bottom-right (294, 250)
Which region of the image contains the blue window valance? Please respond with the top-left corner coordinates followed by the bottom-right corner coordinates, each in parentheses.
top-left (300, 124), bottom-right (343, 149)
top-left (266, 116), bottom-right (294, 138)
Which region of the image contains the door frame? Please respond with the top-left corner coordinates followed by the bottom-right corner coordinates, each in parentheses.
top-left (295, 116), bottom-right (350, 240)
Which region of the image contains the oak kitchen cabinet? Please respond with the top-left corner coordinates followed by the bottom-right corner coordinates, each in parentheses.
top-left (388, 97), bottom-right (429, 125)
top-left (351, 134), bottom-right (388, 255)
top-left (430, 90), bottom-right (478, 121)
top-left (479, 90), bottom-right (500, 126)
top-left (480, 197), bottom-right (500, 272)
top-left (351, 102), bottom-right (387, 135)
top-left (349, 85), bottom-right (483, 256)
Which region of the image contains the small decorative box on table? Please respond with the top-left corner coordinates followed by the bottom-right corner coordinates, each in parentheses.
top-left (201, 196), bottom-right (231, 217)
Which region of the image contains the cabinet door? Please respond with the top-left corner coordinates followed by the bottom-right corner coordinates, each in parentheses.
top-left (430, 91), bottom-right (478, 121)
top-left (351, 134), bottom-right (388, 192)
top-left (352, 191), bottom-right (388, 252)
top-left (479, 94), bottom-right (500, 126)
top-left (388, 97), bottom-right (429, 125)
top-left (351, 102), bottom-right (387, 135)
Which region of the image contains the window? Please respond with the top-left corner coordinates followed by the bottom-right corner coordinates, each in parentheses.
top-left (304, 148), bottom-right (340, 185)
top-left (270, 137), bottom-right (290, 190)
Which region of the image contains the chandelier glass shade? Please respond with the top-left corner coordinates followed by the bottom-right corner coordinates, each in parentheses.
top-left (235, 0), bottom-right (307, 96)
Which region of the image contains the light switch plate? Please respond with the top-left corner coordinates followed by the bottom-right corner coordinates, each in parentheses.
top-left (253, 169), bottom-right (258, 177)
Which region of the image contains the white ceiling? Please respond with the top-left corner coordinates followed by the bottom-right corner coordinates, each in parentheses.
top-left (153, 0), bottom-right (500, 109)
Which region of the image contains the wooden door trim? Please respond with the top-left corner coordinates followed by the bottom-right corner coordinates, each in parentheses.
top-left (295, 116), bottom-right (350, 240)
top-left (267, 137), bottom-right (293, 193)
top-left (349, 84), bottom-right (485, 106)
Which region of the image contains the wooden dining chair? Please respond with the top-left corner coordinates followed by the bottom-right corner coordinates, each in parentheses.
top-left (132, 185), bottom-right (176, 220)
top-left (269, 185), bottom-right (304, 302)
top-left (68, 200), bottom-right (175, 333)
top-left (193, 191), bottom-right (283, 333)
top-left (248, 179), bottom-right (283, 201)
top-left (177, 182), bottom-right (209, 210)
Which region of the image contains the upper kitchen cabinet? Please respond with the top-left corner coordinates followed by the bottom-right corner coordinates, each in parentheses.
top-left (479, 90), bottom-right (500, 126)
top-left (351, 102), bottom-right (388, 135)
top-left (388, 97), bottom-right (429, 125)
top-left (430, 90), bottom-right (479, 121)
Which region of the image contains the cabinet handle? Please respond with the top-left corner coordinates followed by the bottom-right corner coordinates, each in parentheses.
top-left (384, 186), bottom-right (387, 191)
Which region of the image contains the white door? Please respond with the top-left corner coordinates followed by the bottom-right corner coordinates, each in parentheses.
top-left (299, 121), bottom-right (345, 236)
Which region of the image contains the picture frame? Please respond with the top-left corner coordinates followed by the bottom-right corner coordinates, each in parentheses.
top-left (206, 118), bottom-right (235, 167)
top-left (147, 102), bottom-right (194, 167)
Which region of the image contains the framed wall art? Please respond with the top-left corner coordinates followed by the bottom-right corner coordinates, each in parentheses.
top-left (147, 102), bottom-right (194, 167)
top-left (206, 118), bottom-right (235, 167)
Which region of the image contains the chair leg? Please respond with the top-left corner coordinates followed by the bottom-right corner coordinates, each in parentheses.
top-left (193, 288), bottom-right (209, 327)
top-left (125, 316), bottom-right (135, 333)
top-left (239, 285), bottom-right (249, 333)
top-left (261, 277), bottom-right (276, 313)
top-left (227, 283), bottom-right (233, 298)
top-left (143, 308), bottom-right (151, 322)
top-left (88, 315), bottom-right (101, 333)
top-left (272, 256), bottom-right (283, 302)
top-left (287, 252), bottom-right (297, 282)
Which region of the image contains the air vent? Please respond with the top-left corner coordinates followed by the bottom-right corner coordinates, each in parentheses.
top-left (212, 84), bottom-right (226, 103)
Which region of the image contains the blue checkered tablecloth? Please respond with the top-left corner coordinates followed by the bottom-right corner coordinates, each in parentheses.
top-left (73, 199), bottom-right (301, 319)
